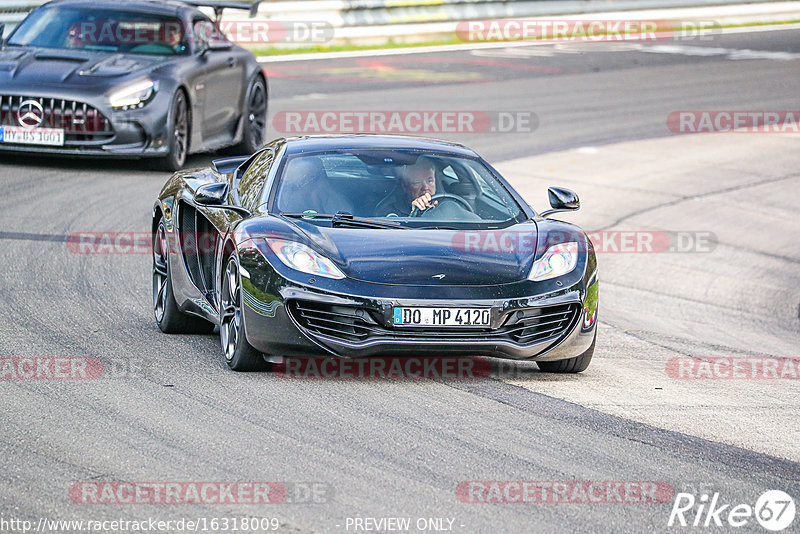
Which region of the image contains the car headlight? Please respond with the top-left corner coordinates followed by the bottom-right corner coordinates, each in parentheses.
top-left (109, 79), bottom-right (159, 110)
top-left (266, 239), bottom-right (345, 279)
top-left (529, 242), bottom-right (579, 281)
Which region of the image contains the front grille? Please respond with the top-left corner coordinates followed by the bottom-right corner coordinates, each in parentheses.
top-left (288, 300), bottom-right (580, 346)
top-left (0, 94), bottom-right (113, 144)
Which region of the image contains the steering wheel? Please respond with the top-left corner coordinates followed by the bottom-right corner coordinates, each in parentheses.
top-left (410, 193), bottom-right (474, 217)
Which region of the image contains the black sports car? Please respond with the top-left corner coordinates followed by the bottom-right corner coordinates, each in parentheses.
top-left (152, 135), bottom-right (599, 372)
top-left (0, 0), bottom-right (266, 170)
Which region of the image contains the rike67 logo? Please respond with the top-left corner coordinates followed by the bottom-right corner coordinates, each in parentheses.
top-left (669, 490), bottom-right (795, 531)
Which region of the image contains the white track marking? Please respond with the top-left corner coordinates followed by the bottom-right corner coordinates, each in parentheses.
top-left (258, 22), bottom-right (800, 63)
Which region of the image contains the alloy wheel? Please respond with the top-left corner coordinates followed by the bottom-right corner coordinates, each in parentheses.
top-left (247, 81), bottom-right (267, 147)
top-left (173, 93), bottom-right (188, 166)
top-left (220, 258), bottom-right (242, 362)
top-left (152, 223), bottom-right (169, 323)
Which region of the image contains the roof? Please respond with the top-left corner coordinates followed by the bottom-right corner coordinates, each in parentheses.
top-left (44, 0), bottom-right (258, 17)
top-left (43, 0), bottom-right (195, 17)
top-left (283, 135), bottom-right (479, 157)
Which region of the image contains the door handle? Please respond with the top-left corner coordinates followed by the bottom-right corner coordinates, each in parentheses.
top-left (227, 57), bottom-right (236, 68)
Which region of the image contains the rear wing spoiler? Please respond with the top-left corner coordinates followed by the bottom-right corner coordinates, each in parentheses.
top-left (182, 1), bottom-right (261, 20)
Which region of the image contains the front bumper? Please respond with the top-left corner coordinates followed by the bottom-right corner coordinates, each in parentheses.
top-left (0, 88), bottom-right (172, 158)
top-left (240, 277), bottom-right (597, 363)
top-left (235, 226), bottom-right (598, 362)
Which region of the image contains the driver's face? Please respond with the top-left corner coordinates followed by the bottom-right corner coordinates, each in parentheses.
top-left (404, 168), bottom-right (436, 201)
top-left (164, 25), bottom-right (183, 47)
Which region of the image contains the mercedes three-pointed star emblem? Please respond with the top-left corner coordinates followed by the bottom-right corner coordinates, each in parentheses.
top-left (17, 100), bottom-right (45, 129)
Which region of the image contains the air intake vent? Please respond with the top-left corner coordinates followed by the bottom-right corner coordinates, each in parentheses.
top-left (505, 304), bottom-right (579, 344)
top-left (290, 301), bottom-right (378, 343)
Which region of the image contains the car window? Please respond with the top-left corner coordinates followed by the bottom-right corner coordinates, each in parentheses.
top-left (9, 6), bottom-right (189, 56)
top-left (466, 164), bottom-right (505, 203)
top-left (238, 149), bottom-right (274, 210)
top-left (273, 149), bottom-right (524, 227)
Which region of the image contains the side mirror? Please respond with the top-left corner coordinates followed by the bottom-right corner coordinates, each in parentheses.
top-left (205, 39), bottom-right (232, 53)
top-left (194, 182), bottom-right (228, 205)
top-left (193, 182), bottom-right (252, 217)
top-left (540, 187), bottom-right (580, 217)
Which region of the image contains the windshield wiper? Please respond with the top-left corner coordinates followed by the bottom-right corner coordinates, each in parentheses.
top-left (280, 212), bottom-right (406, 230)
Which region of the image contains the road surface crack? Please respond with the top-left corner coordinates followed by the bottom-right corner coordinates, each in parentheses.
top-left (596, 172), bottom-right (798, 231)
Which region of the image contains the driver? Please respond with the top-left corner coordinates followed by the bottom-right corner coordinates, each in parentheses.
top-left (375, 159), bottom-right (439, 216)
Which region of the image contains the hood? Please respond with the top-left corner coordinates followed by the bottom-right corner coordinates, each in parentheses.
top-left (294, 222), bottom-right (540, 286)
top-left (0, 47), bottom-right (169, 86)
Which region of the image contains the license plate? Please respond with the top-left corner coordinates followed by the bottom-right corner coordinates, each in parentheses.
top-left (0, 126), bottom-right (65, 146)
top-left (393, 307), bottom-right (491, 327)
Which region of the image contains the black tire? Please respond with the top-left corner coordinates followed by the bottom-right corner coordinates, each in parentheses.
top-left (233, 76), bottom-right (267, 154)
top-left (537, 332), bottom-right (596, 373)
top-left (220, 255), bottom-right (268, 371)
top-left (153, 91), bottom-right (189, 172)
top-left (152, 218), bottom-right (215, 334)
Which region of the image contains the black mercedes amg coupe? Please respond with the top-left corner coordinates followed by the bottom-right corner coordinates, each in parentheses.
top-left (0, 0), bottom-right (266, 170)
top-left (152, 135), bottom-right (599, 373)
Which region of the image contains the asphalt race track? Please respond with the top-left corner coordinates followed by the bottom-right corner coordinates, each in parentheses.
top-left (1, 26), bottom-right (799, 533)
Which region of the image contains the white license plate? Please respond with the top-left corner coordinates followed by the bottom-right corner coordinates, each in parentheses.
top-left (0, 126), bottom-right (65, 146)
top-left (393, 307), bottom-right (491, 327)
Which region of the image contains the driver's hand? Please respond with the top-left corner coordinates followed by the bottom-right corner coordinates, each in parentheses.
top-left (412, 193), bottom-right (438, 211)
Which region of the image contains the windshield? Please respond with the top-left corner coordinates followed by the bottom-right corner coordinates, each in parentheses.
top-left (272, 149), bottom-right (525, 228)
top-left (7, 6), bottom-right (189, 56)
